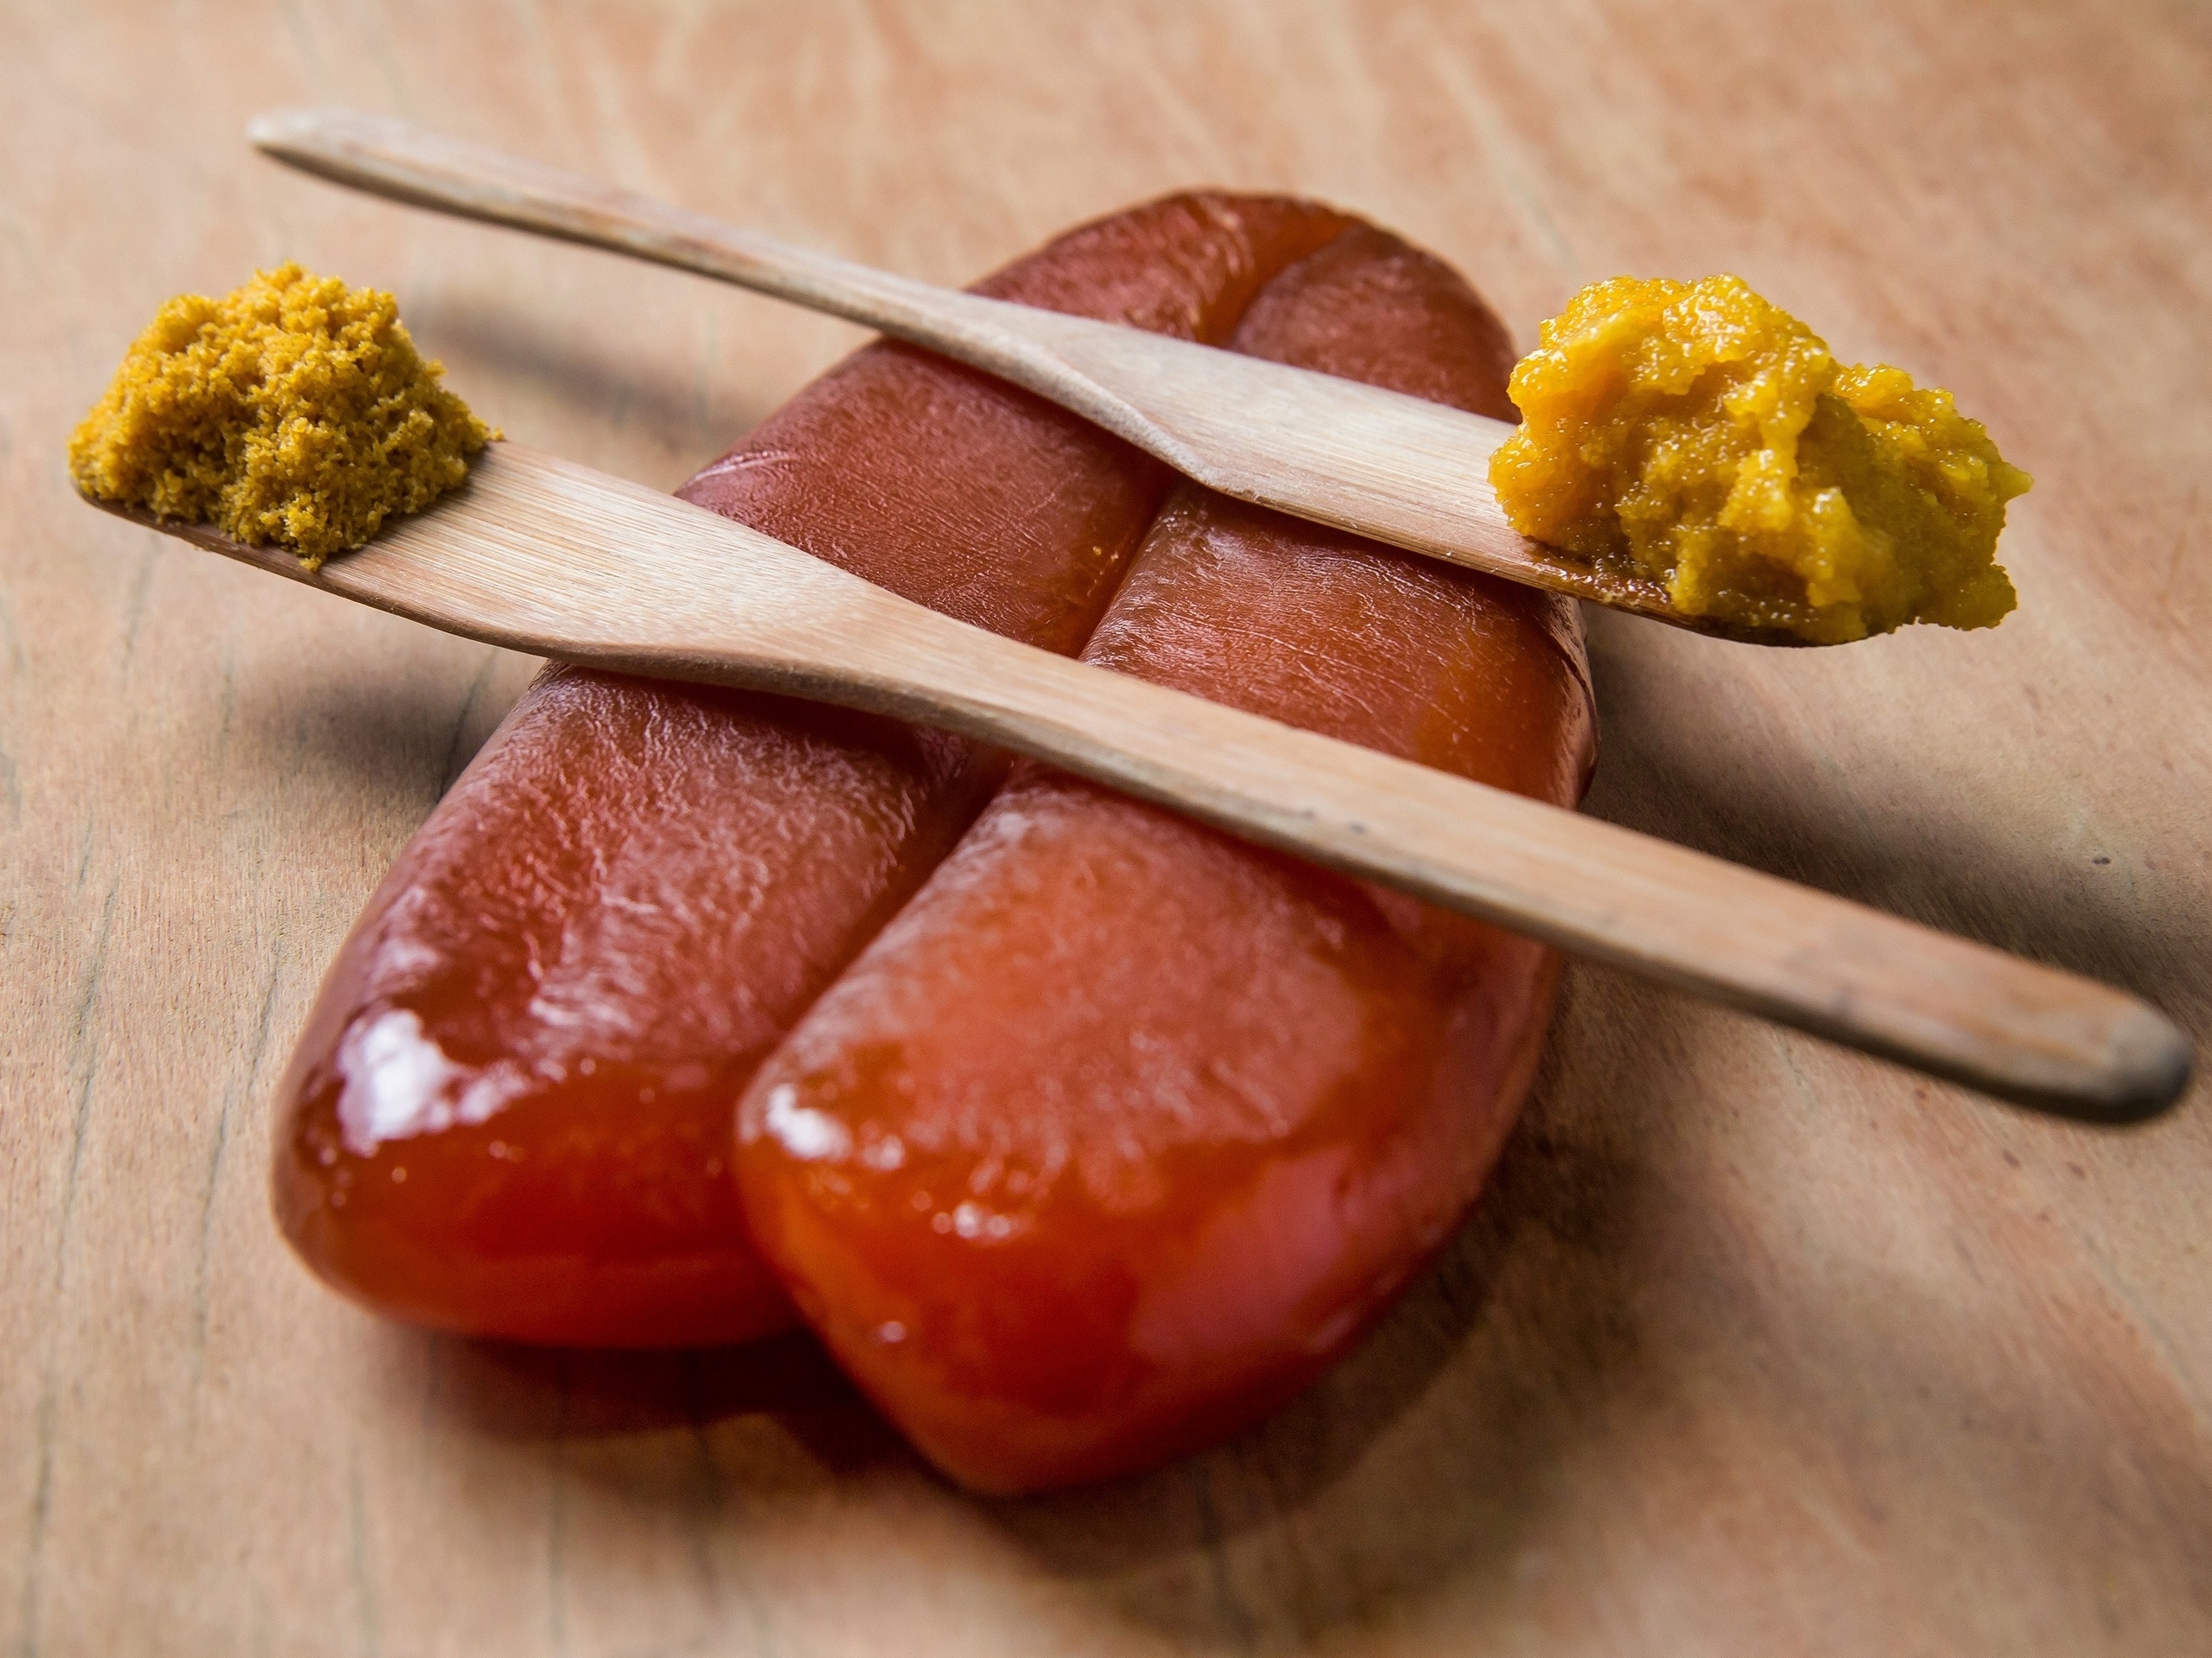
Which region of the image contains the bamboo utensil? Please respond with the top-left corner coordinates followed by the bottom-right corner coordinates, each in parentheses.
top-left (245, 106), bottom-right (1767, 640)
top-left (83, 445), bottom-right (2191, 1121)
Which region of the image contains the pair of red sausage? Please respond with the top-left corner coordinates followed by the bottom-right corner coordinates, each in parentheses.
top-left (274, 194), bottom-right (1595, 1494)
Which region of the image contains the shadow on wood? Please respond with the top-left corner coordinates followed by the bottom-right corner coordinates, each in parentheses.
top-left (403, 292), bottom-right (789, 475)
top-left (1580, 613), bottom-right (2210, 1055)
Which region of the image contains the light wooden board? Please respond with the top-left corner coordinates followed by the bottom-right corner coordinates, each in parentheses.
top-left (3, 3), bottom-right (2209, 1654)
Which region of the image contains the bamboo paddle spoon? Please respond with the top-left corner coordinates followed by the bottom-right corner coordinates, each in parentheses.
top-left (246, 106), bottom-right (1753, 639)
top-left (84, 445), bottom-right (2190, 1121)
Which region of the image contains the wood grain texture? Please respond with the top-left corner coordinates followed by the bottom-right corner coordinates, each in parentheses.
top-left (95, 446), bottom-right (2188, 1117)
top-left (3, 2), bottom-right (2209, 1655)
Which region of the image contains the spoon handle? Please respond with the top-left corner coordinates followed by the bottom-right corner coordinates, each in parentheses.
top-left (246, 106), bottom-right (1714, 636)
top-left (867, 589), bottom-right (2192, 1125)
top-left (98, 445), bottom-right (2193, 1121)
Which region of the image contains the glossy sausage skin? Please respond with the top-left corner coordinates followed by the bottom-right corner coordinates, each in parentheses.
top-left (734, 227), bottom-right (1599, 1492)
top-left (272, 195), bottom-right (1356, 1347)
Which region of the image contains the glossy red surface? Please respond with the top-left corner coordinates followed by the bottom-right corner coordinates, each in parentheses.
top-left (733, 227), bottom-right (1598, 1491)
top-left (270, 195), bottom-right (1356, 1346)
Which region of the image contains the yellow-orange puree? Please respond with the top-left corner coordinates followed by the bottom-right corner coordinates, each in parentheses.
top-left (1490, 275), bottom-right (2029, 642)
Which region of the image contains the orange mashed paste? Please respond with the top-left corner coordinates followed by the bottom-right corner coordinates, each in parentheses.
top-left (70, 264), bottom-right (489, 567)
top-left (1489, 275), bottom-right (2029, 643)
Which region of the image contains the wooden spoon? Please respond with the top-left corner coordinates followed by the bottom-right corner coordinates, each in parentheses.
top-left (247, 106), bottom-right (1769, 642)
top-left (84, 445), bottom-right (2191, 1121)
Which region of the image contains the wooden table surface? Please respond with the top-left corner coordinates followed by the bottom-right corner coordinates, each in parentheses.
top-left (5, 3), bottom-right (2209, 1653)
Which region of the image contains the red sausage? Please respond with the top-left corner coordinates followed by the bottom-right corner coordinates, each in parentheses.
top-left (734, 226), bottom-right (1598, 1490)
top-left (272, 195), bottom-right (1356, 1347)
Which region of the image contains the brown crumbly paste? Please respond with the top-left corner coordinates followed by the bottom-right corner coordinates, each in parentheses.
top-left (70, 264), bottom-right (490, 567)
